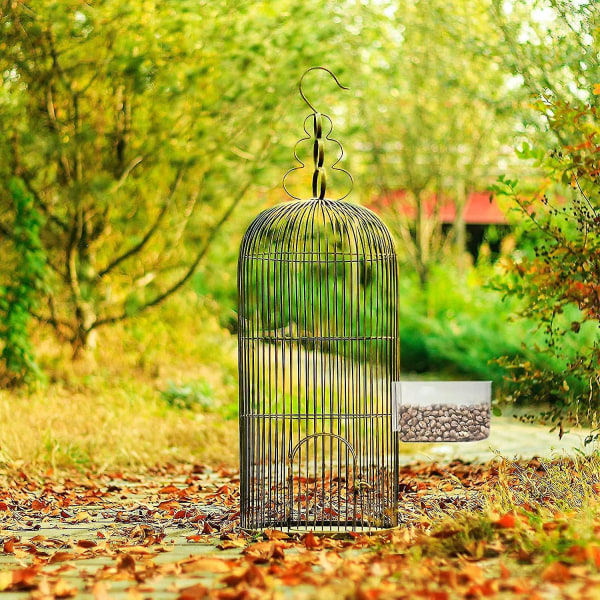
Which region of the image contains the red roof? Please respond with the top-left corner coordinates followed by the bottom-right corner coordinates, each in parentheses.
top-left (375, 190), bottom-right (507, 225)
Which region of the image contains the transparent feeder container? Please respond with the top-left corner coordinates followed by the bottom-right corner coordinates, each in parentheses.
top-left (393, 381), bottom-right (491, 443)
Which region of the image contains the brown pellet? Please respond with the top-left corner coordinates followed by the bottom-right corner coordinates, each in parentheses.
top-left (398, 402), bottom-right (490, 442)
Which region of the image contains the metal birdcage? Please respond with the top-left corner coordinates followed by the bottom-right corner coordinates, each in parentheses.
top-left (238, 68), bottom-right (399, 533)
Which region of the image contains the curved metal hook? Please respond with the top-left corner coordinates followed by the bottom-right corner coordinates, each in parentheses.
top-left (299, 66), bottom-right (349, 114)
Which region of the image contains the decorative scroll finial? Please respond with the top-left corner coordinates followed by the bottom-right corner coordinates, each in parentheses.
top-left (283, 67), bottom-right (354, 201)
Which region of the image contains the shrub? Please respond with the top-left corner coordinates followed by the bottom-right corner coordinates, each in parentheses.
top-left (399, 263), bottom-right (556, 389)
top-left (490, 96), bottom-right (600, 434)
top-left (160, 380), bottom-right (215, 412)
top-left (0, 179), bottom-right (46, 386)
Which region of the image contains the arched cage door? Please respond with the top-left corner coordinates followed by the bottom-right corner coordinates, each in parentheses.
top-left (287, 432), bottom-right (359, 529)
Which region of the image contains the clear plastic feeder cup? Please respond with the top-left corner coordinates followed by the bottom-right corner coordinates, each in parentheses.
top-left (393, 381), bottom-right (491, 443)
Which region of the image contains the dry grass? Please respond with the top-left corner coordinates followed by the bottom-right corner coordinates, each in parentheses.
top-left (0, 385), bottom-right (238, 470)
top-left (0, 293), bottom-right (239, 470)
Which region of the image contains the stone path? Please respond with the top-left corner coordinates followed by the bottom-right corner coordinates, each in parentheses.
top-left (0, 417), bottom-right (597, 599)
top-left (400, 415), bottom-right (596, 464)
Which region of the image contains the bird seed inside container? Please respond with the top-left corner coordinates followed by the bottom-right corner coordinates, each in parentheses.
top-left (398, 402), bottom-right (490, 442)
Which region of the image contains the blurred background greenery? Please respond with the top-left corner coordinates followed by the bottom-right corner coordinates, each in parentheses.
top-left (0, 0), bottom-right (598, 468)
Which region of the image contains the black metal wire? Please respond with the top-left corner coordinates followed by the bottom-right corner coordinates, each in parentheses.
top-left (238, 68), bottom-right (399, 533)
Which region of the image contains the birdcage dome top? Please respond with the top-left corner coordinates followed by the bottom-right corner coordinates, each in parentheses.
top-left (239, 198), bottom-right (396, 261)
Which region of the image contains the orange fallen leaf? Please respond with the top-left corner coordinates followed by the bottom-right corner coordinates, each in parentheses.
top-left (466, 579), bottom-right (498, 597)
top-left (495, 513), bottom-right (516, 529)
top-left (177, 583), bottom-right (208, 600)
top-left (216, 539), bottom-right (246, 550)
top-left (355, 586), bottom-right (385, 600)
top-left (186, 535), bottom-right (205, 543)
top-left (92, 582), bottom-right (113, 600)
top-left (53, 578), bottom-right (78, 598)
top-left (48, 552), bottom-right (76, 564)
top-left (303, 531), bottom-right (321, 550)
top-left (591, 545), bottom-right (600, 568)
top-left (460, 563), bottom-right (484, 584)
top-left (179, 557), bottom-right (232, 574)
top-left (0, 566), bottom-right (39, 591)
top-left (438, 570), bottom-right (457, 588)
top-left (116, 554), bottom-right (136, 573)
top-left (264, 529), bottom-right (289, 540)
top-left (541, 561), bottom-right (571, 583)
top-left (158, 500), bottom-right (181, 511)
top-left (243, 541), bottom-right (286, 562)
top-left (119, 546), bottom-right (154, 555)
top-left (414, 590), bottom-right (448, 600)
top-left (222, 564), bottom-right (266, 589)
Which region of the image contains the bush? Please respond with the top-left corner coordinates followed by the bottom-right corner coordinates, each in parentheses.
top-left (160, 380), bottom-right (215, 411)
top-left (0, 179), bottom-right (46, 386)
top-left (490, 96), bottom-right (600, 433)
top-left (399, 263), bottom-right (557, 389)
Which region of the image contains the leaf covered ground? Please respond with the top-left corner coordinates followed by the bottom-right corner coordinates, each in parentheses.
top-left (1, 457), bottom-right (600, 599)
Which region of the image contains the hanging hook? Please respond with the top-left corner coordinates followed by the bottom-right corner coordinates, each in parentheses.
top-left (283, 67), bottom-right (353, 201)
top-left (299, 66), bottom-right (349, 114)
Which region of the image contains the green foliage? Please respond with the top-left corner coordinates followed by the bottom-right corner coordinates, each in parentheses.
top-left (491, 97), bottom-right (600, 432)
top-left (399, 263), bottom-right (558, 388)
top-left (0, 0), bottom-right (363, 353)
top-left (0, 179), bottom-right (46, 385)
top-left (160, 380), bottom-right (214, 412)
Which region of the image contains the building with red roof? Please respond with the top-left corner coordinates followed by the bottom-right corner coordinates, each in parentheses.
top-left (372, 190), bottom-right (510, 258)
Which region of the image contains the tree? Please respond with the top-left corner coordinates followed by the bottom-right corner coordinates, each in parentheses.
top-left (342, 0), bottom-right (520, 285)
top-left (0, 0), bottom-right (324, 356)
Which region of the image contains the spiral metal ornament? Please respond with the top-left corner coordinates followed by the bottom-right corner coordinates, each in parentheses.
top-left (283, 67), bottom-right (354, 201)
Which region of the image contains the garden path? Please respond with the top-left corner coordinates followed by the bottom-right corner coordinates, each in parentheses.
top-left (402, 414), bottom-right (596, 464)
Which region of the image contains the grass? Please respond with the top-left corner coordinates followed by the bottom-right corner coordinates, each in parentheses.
top-left (0, 292), bottom-right (240, 470)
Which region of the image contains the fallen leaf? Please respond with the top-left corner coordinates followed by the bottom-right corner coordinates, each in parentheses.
top-left (222, 564), bottom-right (266, 589)
top-left (177, 583), bottom-right (208, 600)
top-left (179, 557), bottom-right (232, 574)
top-left (243, 541), bottom-right (286, 562)
top-left (116, 554), bottom-right (136, 573)
top-left (0, 566), bottom-right (39, 591)
top-left (264, 529), bottom-right (289, 540)
top-left (53, 578), bottom-right (78, 598)
top-left (494, 513), bottom-right (516, 529)
top-left (216, 538), bottom-right (246, 550)
top-left (460, 563), bottom-right (484, 584)
top-left (48, 552), bottom-right (76, 564)
top-left (302, 531), bottom-right (321, 550)
top-left (541, 562), bottom-right (571, 584)
top-left (92, 582), bottom-right (113, 600)
top-left (119, 546), bottom-right (154, 555)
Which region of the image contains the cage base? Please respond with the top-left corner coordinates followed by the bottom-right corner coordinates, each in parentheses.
top-left (242, 523), bottom-right (397, 539)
